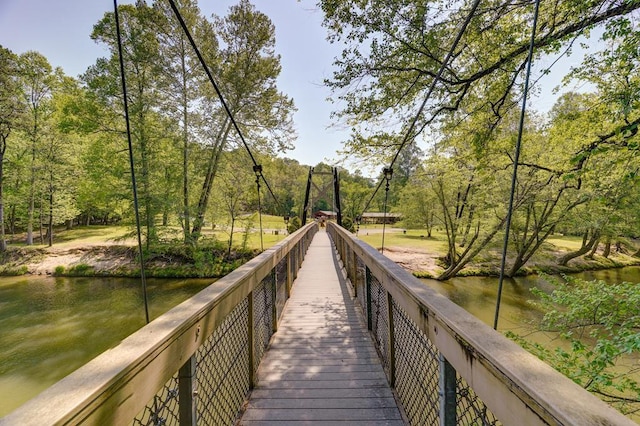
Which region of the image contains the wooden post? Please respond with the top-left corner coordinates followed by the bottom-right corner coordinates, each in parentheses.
top-left (387, 291), bottom-right (396, 387)
top-left (352, 249), bottom-right (358, 297)
top-left (439, 354), bottom-right (457, 426)
top-left (271, 269), bottom-right (278, 332)
top-left (178, 356), bottom-right (196, 426)
top-left (248, 292), bottom-right (255, 389)
top-left (365, 266), bottom-right (372, 330)
top-left (286, 253), bottom-right (292, 298)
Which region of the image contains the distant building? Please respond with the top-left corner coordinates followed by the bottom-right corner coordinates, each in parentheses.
top-left (360, 212), bottom-right (402, 225)
top-left (313, 210), bottom-right (337, 220)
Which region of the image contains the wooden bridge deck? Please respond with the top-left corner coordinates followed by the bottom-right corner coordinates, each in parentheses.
top-left (239, 230), bottom-right (404, 425)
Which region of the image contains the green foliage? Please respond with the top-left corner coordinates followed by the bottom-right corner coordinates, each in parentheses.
top-left (53, 265), bottom-right (65, 276)
top-left (287, 216), bottom-right (301, 234)
top-left (66, 263), bottom-right (95, 276)
top-left (0, 265), bottom-right (28, 276)
top-left (509, 275), bottom-right (640, 414)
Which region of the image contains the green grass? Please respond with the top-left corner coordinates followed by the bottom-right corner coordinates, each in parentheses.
top-left (357, 228), bottom-right (448, 252)
top-left (546, 235), bottom-right (586, 251)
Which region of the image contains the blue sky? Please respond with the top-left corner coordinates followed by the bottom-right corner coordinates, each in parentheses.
top-left (0, 0), bottom-right (594, 172)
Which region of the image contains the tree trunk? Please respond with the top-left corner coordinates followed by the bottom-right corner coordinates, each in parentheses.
top-left (181, 40), bottom-right (191, 244)
top-left (585, 238), bottom-right (600, 259)
top-left (39, 201), bottom-right (44, 245)
top-left (66, 219), bottom-right (73, 230)
top-left (0, 140), bottom-right (6, 252)
top-left (26, 189), bottom-right (34, 245)
top-left (227, 217), bottom-right (235, 257)
top-left (507, 225), bottom-right (556, 277)
top-left (558, 229), bottom-right (600, 266)
top-left (602, 237), bottom-right (611, 258)
top-left (48, 180), bottom-right (53, 247)
top-left (191, 119), bottom-right (232, 240)
top-left (460, 206), bottom-right (475, 247)
top-left (9, 204), bottom-right (15, 237)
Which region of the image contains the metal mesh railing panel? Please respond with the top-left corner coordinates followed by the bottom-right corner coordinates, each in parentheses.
top-left (456, 375), bottom-right (501, 425)
top-left (275, 257), bottom-right (288, 320)
top-left (253, 275), bottom-right (275, 371)
top-left (290, 249), bottom-right (297, 282)
top-left (195, 298), bottom-right (250, 425)
top-left (369, 273), bottom-right (392, 378)
top-left (132, 375), bottom-right (180, 426)
top-left (356, 256), bottom-right (366, 314)
top-left (392, 299), bottom-right (440, 425)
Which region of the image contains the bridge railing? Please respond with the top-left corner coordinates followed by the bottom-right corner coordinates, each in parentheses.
top-left (327, 222), bottom-right (635, 426)
top-left (2, 223), bottom-right (318, 426)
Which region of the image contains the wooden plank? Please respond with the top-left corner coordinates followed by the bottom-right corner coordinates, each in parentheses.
top-left (240, 231), bottom-right (404, 425)
top-left (241, 407), bottom-right (402, 421)
top-left (247, 397), bottom-right (398, 409)
top-left (241, 421), bottom-right (404, 426)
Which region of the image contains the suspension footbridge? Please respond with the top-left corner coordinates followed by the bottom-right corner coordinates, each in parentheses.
top-left (2, 222), bottom-right (634, 426)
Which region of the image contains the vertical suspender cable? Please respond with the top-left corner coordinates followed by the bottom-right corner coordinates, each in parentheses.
top-left (114, 0), bottom-right (150, 324)
top-left (359, 0), bottom-right (483, 221)
top-left (380, 168), bottom-right (393, 254)
top-left (167, 0), bottom-right (282, 212)
top-left (493, 0), bottom-right (541, 331)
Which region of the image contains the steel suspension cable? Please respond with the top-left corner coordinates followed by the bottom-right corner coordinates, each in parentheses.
top-left (493, 0), bottom-right (542, 331)
top-left (113, 0), bottom-right (150, 324)
top-left (359, 0), bottom-right (483, 219)
top-left (166, 0), bottom-right (283, 214)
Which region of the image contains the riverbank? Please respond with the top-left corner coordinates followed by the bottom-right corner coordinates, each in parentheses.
top-left (3, 225), bottom-right (640, 280)
top-left (357, 227), bottom-right (640, 279)
top-left (384, 244), bottom-right (640, 278)
top-left (0, 243), bottom-right (256, 278)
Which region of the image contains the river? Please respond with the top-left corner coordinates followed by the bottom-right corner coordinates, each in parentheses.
top-left (2, 268), bottom-right (639, 418)
top-left (0, 275), bottom-right (213, 417)
top-left (420, 266), bottom-right (640, 333)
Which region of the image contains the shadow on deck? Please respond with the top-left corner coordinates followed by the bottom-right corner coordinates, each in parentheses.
top-left (239, 230), bottom-right (404, 425)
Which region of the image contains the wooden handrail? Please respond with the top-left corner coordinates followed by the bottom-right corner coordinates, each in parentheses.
top-left (1, 223), bottom-right (318, 426)
top-left (328, 222), bottom-right (635, 426)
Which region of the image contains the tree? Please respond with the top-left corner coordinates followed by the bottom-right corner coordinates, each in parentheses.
top-left (340, 172), bottom-right (373, 226)
top-left (189, 0), bottom-right (296, 241)
top-left (397, 171), bottom-right (437, 236)
top-left (152, 0), bottom-right (209, 243)
top-left (320, 0), bottom-right (640, 162)
top-left (0, 46), bottom-right (24, 251)
top-left (508, 275), bottom-right (640, 415)
top-left (17, 51), bottom-right (59, 245)
top-left (213, 156), bottom-right (253, 256)
top-left (89, 3), bottom-right (165, 248)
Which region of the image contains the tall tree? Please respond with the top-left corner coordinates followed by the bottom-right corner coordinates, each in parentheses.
top-left (189, 0), bottom-right (295, 241)
top-left (89, 3), bottom-right (164, 248)
top-left (0, 46), bottom-right (24, 251)
top-left (152, 0), bottom-right (209, 244)
top-left (320, 0), bottom-right (640, 162)
top-left (18, 51), bottom-right (59, 245)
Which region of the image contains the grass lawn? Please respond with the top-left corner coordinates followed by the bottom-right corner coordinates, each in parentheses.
top-left (357, 228), bottom-right (449, 252)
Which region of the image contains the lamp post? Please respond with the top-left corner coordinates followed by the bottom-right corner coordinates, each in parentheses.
top-left (253, 165), bottom-right (264, 251)
top-left (381, 167), bottom-right (393, 254)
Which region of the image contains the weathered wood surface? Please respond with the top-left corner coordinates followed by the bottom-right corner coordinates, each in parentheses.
top-left (240, 231), bottom-right (404, 425)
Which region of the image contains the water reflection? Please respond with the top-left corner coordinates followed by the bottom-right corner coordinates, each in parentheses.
top-left (420, 267), bottom-right (640, 333)
top-left (0, 276), bottom-right (213, 416)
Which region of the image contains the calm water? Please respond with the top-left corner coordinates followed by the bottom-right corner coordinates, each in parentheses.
top-left (420, 266), bottom-right (640, 334)
top-left (0, 276), bottom-right (213, 416)
top-left (3, 267), bottom-right (640, 417)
